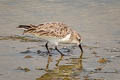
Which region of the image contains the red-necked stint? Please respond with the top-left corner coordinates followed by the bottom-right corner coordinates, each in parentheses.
top-left (18, 22), bottom-right (83, 56)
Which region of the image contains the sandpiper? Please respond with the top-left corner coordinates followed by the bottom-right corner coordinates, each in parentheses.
top-left (17, 22), bottom-right (83, 56)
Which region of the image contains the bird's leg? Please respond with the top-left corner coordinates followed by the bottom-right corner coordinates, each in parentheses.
top-left (45, 42), bottom-right (51, 56)
top-left (55, 46), bottom-right (64, 56)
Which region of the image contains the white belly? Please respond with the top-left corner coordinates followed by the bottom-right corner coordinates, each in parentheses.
top-left (47, 34), bottom-right (71, 45)
top-left (58, 34), bottom-right (71, 43)
top-left (35, 33), bottom-right (71, 46)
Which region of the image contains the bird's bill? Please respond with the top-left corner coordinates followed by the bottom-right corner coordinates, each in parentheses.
top-left (79, 44), bottom-right (83, 53)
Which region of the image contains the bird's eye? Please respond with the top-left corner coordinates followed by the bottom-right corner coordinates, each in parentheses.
top-left (78, 39), bottom-right (81, 42)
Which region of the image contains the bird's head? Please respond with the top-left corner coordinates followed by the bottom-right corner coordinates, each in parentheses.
top-left (71, 31), bottom-right (83, 53)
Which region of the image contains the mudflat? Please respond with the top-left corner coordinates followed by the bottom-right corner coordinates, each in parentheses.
top-left (0, 0), bottom-right (120, 80)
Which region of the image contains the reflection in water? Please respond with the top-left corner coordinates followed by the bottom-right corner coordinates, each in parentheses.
top-left (36, 53), bottom-right (83, 80)
top-left (56, 55), bottom-right (64, 67)
top-left (45, 55), bottom-right (53, 71)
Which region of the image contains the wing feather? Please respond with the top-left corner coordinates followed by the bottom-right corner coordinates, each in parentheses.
top-left (25, 22), bottom-right (73, 38)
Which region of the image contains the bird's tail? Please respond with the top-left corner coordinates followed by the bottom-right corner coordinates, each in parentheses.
top-left (17, 24), bottom-right (37, 34)
top-left (17, 25), bottom-right (32, 29)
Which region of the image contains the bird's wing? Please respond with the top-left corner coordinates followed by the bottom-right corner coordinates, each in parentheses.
top-left (28, 23), bottom-right (72, 38)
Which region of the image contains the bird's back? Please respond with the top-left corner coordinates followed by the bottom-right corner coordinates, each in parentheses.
top-left (20, 22), bottom-right (73, 38)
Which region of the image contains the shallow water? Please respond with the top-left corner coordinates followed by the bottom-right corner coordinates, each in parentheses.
top-left (0, 0), bottom-right (120, 80)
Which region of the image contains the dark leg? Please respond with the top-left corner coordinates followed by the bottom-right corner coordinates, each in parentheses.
top-left (55, 46), bottom-right (64, 56)
top-left (45, 42), bottom-right (51, 56)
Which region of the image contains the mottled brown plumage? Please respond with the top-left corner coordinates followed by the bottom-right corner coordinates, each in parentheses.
top-left (23, 22), bottom-right (73, 38)
top-left (18, 22), bottom-right (83, 56)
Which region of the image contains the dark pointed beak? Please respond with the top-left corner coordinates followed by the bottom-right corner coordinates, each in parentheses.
top-left (79, 44), bottom-right (83, 53)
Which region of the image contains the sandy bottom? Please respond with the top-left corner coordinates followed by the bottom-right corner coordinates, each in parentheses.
top-left (0, 0), bottom-right (120, 80)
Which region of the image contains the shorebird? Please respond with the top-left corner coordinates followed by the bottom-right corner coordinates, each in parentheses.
top-left (17, 22), bottom-right (83, 56)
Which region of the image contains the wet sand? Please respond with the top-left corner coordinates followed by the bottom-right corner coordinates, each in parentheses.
top-left (0, 0), bottom-right (120, 80)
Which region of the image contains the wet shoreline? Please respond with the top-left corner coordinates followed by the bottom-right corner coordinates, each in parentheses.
top-left (0, 0), bottom-right (120, 80)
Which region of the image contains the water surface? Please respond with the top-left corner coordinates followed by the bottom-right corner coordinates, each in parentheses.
top-left (0, 0), bottom-right (120, 80)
